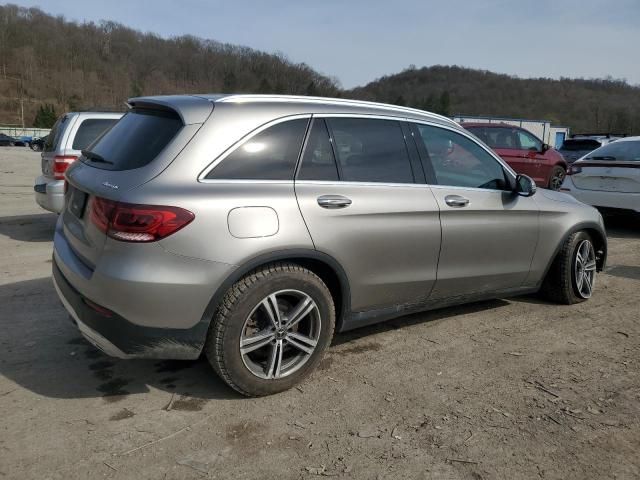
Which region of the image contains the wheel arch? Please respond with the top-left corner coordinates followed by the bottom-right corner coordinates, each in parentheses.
top-left (200, 249), bottom-right (351, 334)
top-left (540, 221), bottom-right (607, 285)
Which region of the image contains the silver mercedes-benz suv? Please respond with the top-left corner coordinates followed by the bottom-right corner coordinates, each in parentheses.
top-left (53, 94), bottom-right (607, 396)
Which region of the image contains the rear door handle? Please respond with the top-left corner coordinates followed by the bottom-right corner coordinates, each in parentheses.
top-left (317, 195), bottom-right (352, 209)
top-left (444, 195), bottom-right (469, 207)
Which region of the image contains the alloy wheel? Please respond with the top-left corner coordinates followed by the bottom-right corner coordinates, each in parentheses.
top-left (574, 239), bottom-right (596, 298)
top-left (240, 290), bottom-right (321, 379)
top-left (550, 169), bottom-right (565, 190)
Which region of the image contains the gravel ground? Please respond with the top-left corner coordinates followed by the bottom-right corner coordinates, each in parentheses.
top-left (1, 146), bottom-right (639, 480)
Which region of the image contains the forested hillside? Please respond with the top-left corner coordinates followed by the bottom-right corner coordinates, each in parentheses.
top-left (1, 4), bottom-right (640, 134)
top-left (0, 4), bottom-right (339, 127)
top-left (347, 65), bottom-right (640, 134)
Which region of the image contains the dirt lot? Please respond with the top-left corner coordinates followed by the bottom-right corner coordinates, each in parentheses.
top-left (0, 146), bottom-right (639, 480)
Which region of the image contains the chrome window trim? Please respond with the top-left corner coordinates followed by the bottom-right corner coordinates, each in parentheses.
top-left (198, 114), bottom-right (312, 181)
top-left (314, 113), bottom-right (407, 121)
top-left (429, 184), bottom-right (511, 194)
top-left (199, 179), bottom-right (295, 185)
top-left (294, 180), bottom-right (433, 189)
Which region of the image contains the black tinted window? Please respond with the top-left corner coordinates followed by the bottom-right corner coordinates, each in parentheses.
top-left (584, 140), bottom-right (640, 162)
top-left (72, 118), bottom-right (118, 150)
top-left (208, 118), bottom-right (309, 180)
top-left (328, 118), bottom-right (414, 183)
top-left (416, 125), bottom-right (508, 190)
top-left (297, 119), bottom-right (339, 181)
top-left (84, 109), bottom-right (182, 171)
top-left (44, 115), bottom-right (67, 152)
top-left (561, 139), bottom-right (602, 151)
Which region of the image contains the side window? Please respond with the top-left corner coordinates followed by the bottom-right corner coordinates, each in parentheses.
top-left (207, 118), bottom-right (309, 180)
top-left (517, 130), bottom-right (542, 151)
top-left (415, 124), bottom-right (509, 190)
top-left (297, 119), bottom-right (339, 181)
top-left (465, 126), bottom-right (489, 144)
top-left (486, 127), bottom-right (519, 149)
top-left (72, 118), bottom-right (119, 151)
top-left (327, 118), bottom-right (414, 184)
top-left (44, 115), bottom-right (67, 152)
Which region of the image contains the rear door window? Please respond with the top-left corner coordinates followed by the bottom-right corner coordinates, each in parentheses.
top-left (206, 118), bottom-right (309, 180)
top-left (326, 118), bottom-right (414, 183)
top-left (297, 119), bottom-right (339, 181)
top-left (72, 118), bottom-right (119, 151)
top-left (83, 109), bottom-right (183, 171)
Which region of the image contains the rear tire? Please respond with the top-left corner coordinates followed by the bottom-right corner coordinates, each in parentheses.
top-left (539, 231), bottom-right (597, 304)
top-left (205, 263), bottom-right (335, 396)
top-left (548, 165), bottom-right (566, 190)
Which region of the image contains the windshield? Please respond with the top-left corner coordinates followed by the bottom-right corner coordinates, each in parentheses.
top-left (561, 139), bottom-right (601, 152)
top-left (583, 140), bottom-right (640, 162)
top-left (81, 108), bottom-right (183, 171)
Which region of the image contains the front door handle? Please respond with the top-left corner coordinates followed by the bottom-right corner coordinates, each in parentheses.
top-left (444, 195), bottom-right (469, 207)
top-left (317, 195), bottom-right (352, 209)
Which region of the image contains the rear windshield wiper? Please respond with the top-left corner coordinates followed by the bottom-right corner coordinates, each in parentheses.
top-left (81, 149), bottom-right (113, 164)
top-left (585, 155), bottom-right (617, 161)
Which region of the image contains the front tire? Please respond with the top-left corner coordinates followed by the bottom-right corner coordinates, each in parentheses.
top-left (548, 165), bottom-right (566, 190)
top-left (540, 231), bottom-right (597, 304)
top-left (205, 263), bottom-right (335, 396)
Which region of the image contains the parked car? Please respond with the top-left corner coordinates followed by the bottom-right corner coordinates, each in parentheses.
top-left (34, 112), bottom-right (122, 213)
top-left (559, 135), bottom-right (622, 164)
top-left (561, 136), bottom-right (640, 215)
top-left (462, 123), bottom-right (568, 190)
top-left (30, 135), bottom-right (48, 152)
top-left (53, 95), bottom-right (607, 396)
top-left (0, 133), bottom-right (25, 146)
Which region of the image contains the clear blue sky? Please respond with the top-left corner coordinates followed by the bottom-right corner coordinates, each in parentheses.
top-left (11, 0), bottom-right (640, 88)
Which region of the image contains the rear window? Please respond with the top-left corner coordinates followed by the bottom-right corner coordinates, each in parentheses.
top-left (561, 139), bottom-right (602, 151)
top-left (43, 115), bottom-right (68, 152)
top-left (583, 140), bottom-right (640, 162)
top-left (72, 118), bottom-right (119, 150)
top-left (82, 109), bottom-right (183, 170)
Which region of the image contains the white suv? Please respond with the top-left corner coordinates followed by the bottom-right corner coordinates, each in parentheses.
top-left (34, 111), bottom-right (122, 213)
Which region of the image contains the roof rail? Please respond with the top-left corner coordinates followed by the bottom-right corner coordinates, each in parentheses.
top-left (216, 94), bottom-right (457, 126)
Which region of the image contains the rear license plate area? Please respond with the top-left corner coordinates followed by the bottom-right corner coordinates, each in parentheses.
top-left (67, 187), bottom-right (88, 218)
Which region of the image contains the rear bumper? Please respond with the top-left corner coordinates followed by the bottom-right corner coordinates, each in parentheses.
top-left (34, 176), bottom-right (64, 213)
top-left (52, 258), bottom-right (210, 359)
top-left (561, 177), bottom-right (640, 213)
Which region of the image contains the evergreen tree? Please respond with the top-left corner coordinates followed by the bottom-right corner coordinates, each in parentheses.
top-left (438, 91), bottom-right (451, 116)
top-left (33, 104), bottom-right (57, 128)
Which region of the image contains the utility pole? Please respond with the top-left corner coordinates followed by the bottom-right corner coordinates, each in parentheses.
top-left (20, 97), bottom-right (24, 128)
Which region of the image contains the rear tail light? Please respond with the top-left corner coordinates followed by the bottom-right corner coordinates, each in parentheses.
top-left (567, 165), bottom-right (582, 175)
top-left (53, 155), bottom-right (78, 180)
top-left (89, 196), bottom-right (195, 242)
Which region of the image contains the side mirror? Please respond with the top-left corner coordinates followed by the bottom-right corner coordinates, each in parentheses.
top-left (516, 174), bottom-right (537, 197)
top-left (541, 143), bottom-right (551, 152)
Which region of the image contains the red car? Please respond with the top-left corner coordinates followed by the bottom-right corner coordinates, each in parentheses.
top-left (462, 123), bottom-right (567, 190)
